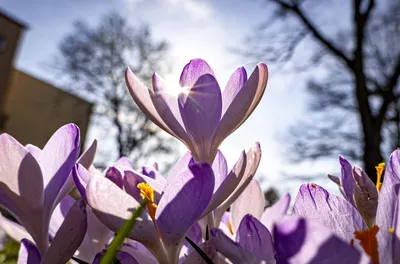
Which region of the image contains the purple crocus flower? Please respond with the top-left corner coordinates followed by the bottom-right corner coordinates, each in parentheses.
top-left (125, 58), bottom-right (268, 163)
top-left (0, 124), bottom-right (80, 254)
top-left (86, 162), bottom-right (215, 264)
top-left (292, 148), bottom-right (400, 264)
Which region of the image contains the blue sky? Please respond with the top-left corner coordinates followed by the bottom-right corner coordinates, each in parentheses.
top-left (1, 0), bottom-right (348, 197)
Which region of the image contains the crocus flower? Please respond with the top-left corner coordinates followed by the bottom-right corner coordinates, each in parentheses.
top-left (86, 162), bottom-right (215, 264)
top-left (125, 58), bottom-right (268, 163)
top-left (0, 124), bottom-right (80, 254)
top-left (292, 148), bottom-right (400, 264)
top-left (17, 198), bottom-right (87, 264)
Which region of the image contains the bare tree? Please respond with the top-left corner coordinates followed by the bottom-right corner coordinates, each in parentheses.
top-left (243, 0), bottom-right (400, 182)
top-left (56, 12), bottom-right (175, 167)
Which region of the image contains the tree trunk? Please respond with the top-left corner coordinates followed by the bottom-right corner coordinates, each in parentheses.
top-left (363, 129), bottom-right (383, 183)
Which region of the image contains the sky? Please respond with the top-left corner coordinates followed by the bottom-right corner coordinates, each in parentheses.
top-left (0, 0), bottom-right (350, 197)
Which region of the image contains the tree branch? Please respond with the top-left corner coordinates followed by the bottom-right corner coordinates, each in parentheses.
top-left (271, 0), bottom-right (353, 68)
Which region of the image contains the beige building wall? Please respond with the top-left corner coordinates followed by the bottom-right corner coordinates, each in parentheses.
top-left (4, 69), bottom-right (93, 148)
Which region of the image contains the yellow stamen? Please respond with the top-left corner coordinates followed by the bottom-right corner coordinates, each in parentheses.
top-left (227, 221), bottom-right (234, 236)
top-left (375, 162), bottom-right (385, 192)
top-left (354, 225), bottom-right (380, 264)
top-left (389, 227), bottom-right (395, 234)
top-left (137, 182), bottom-right (160, 238)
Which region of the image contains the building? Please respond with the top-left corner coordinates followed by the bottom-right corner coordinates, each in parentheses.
top-left (0, 10), bottom-right (92, 148)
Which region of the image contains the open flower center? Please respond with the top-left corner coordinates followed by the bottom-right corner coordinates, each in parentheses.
top-left (354, 225), bottom-right (380, 264)
top-left (375, 163), bottom-right (385, 192)
top-left (137, 182), bottom-right (161, 238)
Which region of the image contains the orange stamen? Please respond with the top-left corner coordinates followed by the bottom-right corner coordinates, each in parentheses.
top-left (137, 182), bottom-right (161, 238)
top-left (375, 163), bottom-right (385, 192)
top-left (227, 221), bottom-right (234, 235)
top-left (354, 225), bottom-right (380, 264)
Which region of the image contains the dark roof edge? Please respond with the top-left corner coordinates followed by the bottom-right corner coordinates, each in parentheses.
top-left (0, 8), bottom-right (29, 29)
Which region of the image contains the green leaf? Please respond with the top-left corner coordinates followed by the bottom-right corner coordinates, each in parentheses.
top-left (100, 199), bottom-right (148, 264)
top-left (185, 236), bottom-right (214, 264)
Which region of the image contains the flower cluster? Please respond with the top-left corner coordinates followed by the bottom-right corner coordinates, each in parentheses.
top-left (0, 58), bottom-right (398, 264)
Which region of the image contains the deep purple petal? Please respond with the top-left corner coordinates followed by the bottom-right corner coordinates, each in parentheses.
top-left (140, 165), bottom-right (166, 185)
top-left (72, 164), bottom-right (92, 198)
top-left (261, 193), bottom-right (291, 232)
top-left (178, 74), bottom-right (222, 162)
top-left (231, 180), bottom-right (265, 232)
top-left (123, 169), bottom-right (163, 203)
top-left (211, 228), bottom-right (258, 264)
top-left (93, 250), bottom-right (139, 264)
top-left (42, 199), bottom-right (87, 264)
top-left (339, 155), bottom-right (356, 205)
top-left (18, 239), bottom-right (41, 264)
top-left (179, 58), bottom-right (215, 88)
top-left (156, 163), bottom-right (215, 245)
top-left (181, 223), bottom-right (202, 258)
top-left (274, 217), bottom-right (369, 263)
top-left (212, 150), bottom-right (228, 192)
top-left (222, 67), bottom-right (247, 115)
top-left (212, 63), bottom-right (268, 152)
top-left (293, 183), bottom-right (366, 242)
top-left (105, 166), bottom-right (124, 189)
top-left (48, 195), bottom-right (75, 239)
top-left (236, 214), bottom-right (275, 263)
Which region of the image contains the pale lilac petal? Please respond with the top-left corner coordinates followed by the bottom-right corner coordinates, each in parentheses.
top-left (18, 239), bottom-right (41, 264)
top-left (123, 169), bottom-right (164, 202)
top-left (105, 166), bottom-right (124, 189)
top-left (0, 213), bottom-right (32, 242)
top-left (222, 67), bottom-right (247, 115)
top-left (181, 223), bottom-right (202, 259)
top-left (202, 152), bottom-right (246, 219)
top-left (86, 176), bottom-right (160, 247)
top-left (376, 150), bottom-right (400, 263)
top-left (120, 240), bottom-right (158, 264)
top-left (42, 199), bottom-right (87, 264)
top-left (293, 183), bottom-right (366, 242)
top-left (352, 166), bottom-right (378, 227)
top-left (213, 143), bottom-right (262, 224)
top-left (274, 217), bottom-right (370, 264)
top-left (328, 174), bottom-right (340, 186)
top-left (167, 152), bottom-right (194, 182)
top-left (211, 228), bottom-right (258, 264)
top-left (212, 150), bottom-right (228, 192)
top-left (42, 124), bottom-right (80, 217)
top-left (0, 134), bottom-right (46, 253)
top-left (72, 164), bottom-right (92, 197)
top-left (126, 68), bottom-right (191, 148)
top-left (115, 156), bottom-right (134, 169)
top-left (236, 214), bottom-right (275, 263)
top-left (181, 240), bottom-right (218, 264)
top-left (179, 58), bottom-right (215, 88)
top-left (231, 180), bottom-right (264, 232)
top-left (153, 73), bottom-right (184, 127)
top-left (339, 155), bottom-right (356, 205)
top-left (261, 193), bottom-right (291, 232)
top-left (49, 195), bottom-right (75, 239)
top-left (212, 63), bottom-right (268, 151)
top-left (178, 73), bottom-right (222, 162)
top-left (25, 144), bottom-right (41, 160)
top-left (78, 139), bottom-right (97, 169)
top-left (156, 163), bottom-right (215, 246)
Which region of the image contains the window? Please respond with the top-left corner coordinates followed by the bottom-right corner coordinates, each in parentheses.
top-left (0, 34), bottom-right (6, 52)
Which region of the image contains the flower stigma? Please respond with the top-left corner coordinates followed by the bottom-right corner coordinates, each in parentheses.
top-left (354, 225), bottom-right (380, 264)
top-left (375, 162), bottom-right (385, 192)
top-left (137, 182), bottom-right (161, 238)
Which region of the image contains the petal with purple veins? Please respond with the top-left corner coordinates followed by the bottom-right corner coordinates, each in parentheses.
top-left (261, 193), bottom-right (291, 232)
